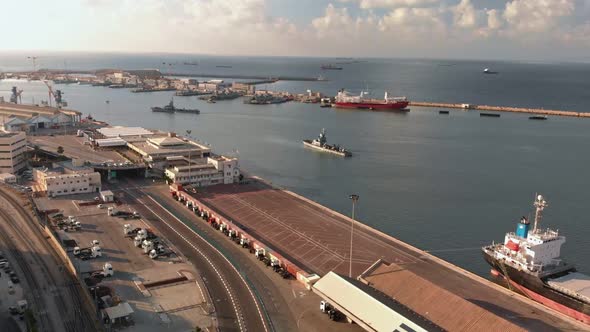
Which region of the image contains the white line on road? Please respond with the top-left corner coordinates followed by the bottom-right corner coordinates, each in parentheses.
top-left (124, 188), bottom-right (270, 332)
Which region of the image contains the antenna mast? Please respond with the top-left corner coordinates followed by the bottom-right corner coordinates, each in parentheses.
top-left (533, 194), bottom-right (548, 232)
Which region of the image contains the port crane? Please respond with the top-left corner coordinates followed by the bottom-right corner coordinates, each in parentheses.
top-left (42, 80), bottom-right (67, 108)
top-left (27, 56), bottom-right (39, 72)
top-left (9, 86), bottom-right (23, 104)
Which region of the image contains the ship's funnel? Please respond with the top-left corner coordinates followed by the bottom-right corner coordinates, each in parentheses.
top-left (516, 216), bottom-right (530, 238)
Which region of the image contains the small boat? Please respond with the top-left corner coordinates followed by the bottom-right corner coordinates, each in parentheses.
top-left (483, 68), bottom-right (499, 74)
top-left (321, 64), bottom-right (343, 70)
top-left (303, 129), bottom-right (351, 157)
top-left (320, 98), bottom-right (332, 108)
top-left (439, 110), bottom-right (449, 114)
top-left (216, 65), bottom-right (233, 68)
top-left (480, 112), bottom-right (500, 117)
top-left (529, 115), bottom-right (548, 120)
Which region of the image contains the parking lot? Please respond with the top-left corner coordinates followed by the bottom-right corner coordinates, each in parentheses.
top-left (0, 253), bottom-right (25, 332)
top-left (33, 193), bottom-right (214, 331)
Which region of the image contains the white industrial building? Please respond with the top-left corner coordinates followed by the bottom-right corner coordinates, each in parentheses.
top-left (0, 131), bottom-right (26, 174)
top-left (97, 126), bottom-right (154, 138)
top-left (126, 133), bottom-right (212, 170)
top-left (33, 160), bottom-right (101, 197)
top-left (312, 272), bottom-right (433, 332)
top-left (164, 155), bottom-right (239, 186)
top-left (100, 190), bottom-right (115, 202)
top-left (89, 126), bottom-right (241, 185)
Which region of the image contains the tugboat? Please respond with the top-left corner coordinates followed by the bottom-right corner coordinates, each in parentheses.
top-left (303, 129), bottom-right (351, 157)
top-left (482, 194), bottom-right (590, 324)
top-left (151, 99), bottom-right (200, 114)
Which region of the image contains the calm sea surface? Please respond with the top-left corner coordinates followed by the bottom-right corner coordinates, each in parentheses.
top-left (1, 54), bottom-right (589, 276)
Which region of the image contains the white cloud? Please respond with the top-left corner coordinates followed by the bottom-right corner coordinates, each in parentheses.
top-left (2, 0), bottom-right (589, 60)
top-left (353, 0), bottom-right (439, 9)
top-left (486, 9), bottom-right (502, 30)
top-left (452, 0), bottom-right (478, 28)
top-left (503, 0), bottom-right (575, 33)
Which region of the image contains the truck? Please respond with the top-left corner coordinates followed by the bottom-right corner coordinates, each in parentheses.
top-left (133, 229), bottom-right (156, 247)
top-left (109, 208), bottom-right (139, 219)
top-left (74, 243), bottom-right (102, 260)
top-left (90, 262), bottom-right (114, 278)
top-left (254, 248), bottom-right (265, 260)
top-left (239, 237), bottom-right (249, 248)
top-left (124, 224), bottom-right (141, 237)
top-left (270, 257), bottom-right (281, 272)
top-left (58, 216), bottom-right (82, 231)
top-left (320, 301), bottom-right (343, 321)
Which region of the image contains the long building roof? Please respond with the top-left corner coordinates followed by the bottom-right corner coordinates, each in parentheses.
top-left (97, 126), bottom-right (153, 138)
top-left (313, 271), bottom-right (441, 332)
top-left (0, 101), bottom-right (81, 116)
top-left (359, 260), bottom-right (527, 332)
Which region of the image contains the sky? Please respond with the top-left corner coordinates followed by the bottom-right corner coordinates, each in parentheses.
top-left (1, 0), bottom-right (590, 61)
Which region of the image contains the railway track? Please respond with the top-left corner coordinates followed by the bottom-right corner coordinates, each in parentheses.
top-left (0, 185), bottom-right (97, 332)
top-left (0, 208), bottom-right (55, 331)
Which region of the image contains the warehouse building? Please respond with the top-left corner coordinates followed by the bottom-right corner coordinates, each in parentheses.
top-left (164, 155), bottom-right (239, 186)
top-left (33, 160), bottom-right (101, 197)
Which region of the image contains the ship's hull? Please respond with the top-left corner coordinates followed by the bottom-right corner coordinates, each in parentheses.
top-left (302, 140), bottom-right (351, 157)
top-left (482, 250), bottom-right (590, 324)
top-left (333, 101), bottom-right (409, 110)
top-left (151, 107), bottom-right (173, 113)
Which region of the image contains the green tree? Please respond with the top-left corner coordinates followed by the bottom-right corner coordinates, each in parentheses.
top-left (57, 146), bottom-right (64, 154)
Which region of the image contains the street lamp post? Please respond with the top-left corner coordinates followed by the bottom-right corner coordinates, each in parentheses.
top-left (348, 194), bottom-right (359, 278)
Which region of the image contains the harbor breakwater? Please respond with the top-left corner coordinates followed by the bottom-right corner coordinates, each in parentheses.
top-left (410, 101), bottom-right (590, 118)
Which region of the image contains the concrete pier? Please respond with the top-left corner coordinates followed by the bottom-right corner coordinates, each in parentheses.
top-left (410, 101), bottom-right (590, 118)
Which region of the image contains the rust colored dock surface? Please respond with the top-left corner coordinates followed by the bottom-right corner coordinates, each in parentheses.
top-left (190, 179), bottom-right (585, 331)
top-left (360, 261), bottom-right (526, 332)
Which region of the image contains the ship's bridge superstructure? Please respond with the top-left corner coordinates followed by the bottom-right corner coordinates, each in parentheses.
top-left (486, 195), bottom-right (570, 275)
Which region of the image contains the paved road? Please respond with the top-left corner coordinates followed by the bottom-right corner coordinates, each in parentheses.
top-left (115, 180), bottom-right (269, 332)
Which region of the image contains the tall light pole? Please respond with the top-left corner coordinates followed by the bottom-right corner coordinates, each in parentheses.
top-left (186, 130), bottom-right (192, 187)
top-left (348, 194), bottom-right (359, 278)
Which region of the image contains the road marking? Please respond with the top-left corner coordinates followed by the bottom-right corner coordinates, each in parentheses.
top-left (122, 189), bottom-right (246, 332)
top-left (124, 188), bottom-right (270, 332)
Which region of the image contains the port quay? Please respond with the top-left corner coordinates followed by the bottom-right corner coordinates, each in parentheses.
top-left (0, 76), bottom-right (588, 331)
top-left (167, 178), bottom-right (587, 331)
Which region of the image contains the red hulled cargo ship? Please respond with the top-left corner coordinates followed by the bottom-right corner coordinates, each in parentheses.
top-left (333, 89), bottom-right (409, 111)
